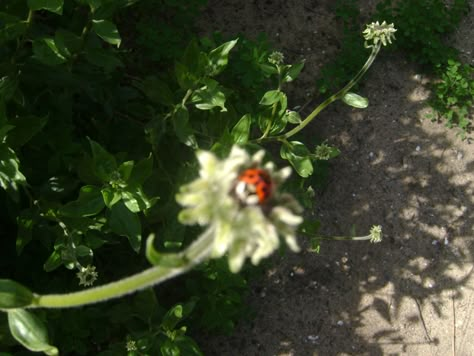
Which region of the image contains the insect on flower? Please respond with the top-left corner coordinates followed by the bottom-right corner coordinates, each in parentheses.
top-left (235, 168), bottom-right (273, 206)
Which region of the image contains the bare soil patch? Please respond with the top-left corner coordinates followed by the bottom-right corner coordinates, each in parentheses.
top-left (196, 1), bottom-right (474, 355)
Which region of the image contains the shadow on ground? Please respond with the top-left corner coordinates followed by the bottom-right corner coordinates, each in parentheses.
top-left (198, 56), bottom-right (474, 356)
top-left (195, 1), bottom-right (474, 354)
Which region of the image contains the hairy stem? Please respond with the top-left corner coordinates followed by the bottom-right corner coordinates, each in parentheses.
top-left (30, 230), bottom-right (213, 308)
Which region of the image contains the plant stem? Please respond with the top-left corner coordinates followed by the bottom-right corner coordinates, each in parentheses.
top-left (30, 230), bottom-right (213, 308)
top-left (257, 43), bottom-right (381, 143)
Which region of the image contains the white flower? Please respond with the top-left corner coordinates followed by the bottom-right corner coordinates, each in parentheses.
top-left (369, 225), bottom-right (383, 243)
top-left (76, 265), bottom-right (99, 287)
top-left (363, 21), bottom-right (397, 47)
top-left (176, 146), bottom-right (303, 272)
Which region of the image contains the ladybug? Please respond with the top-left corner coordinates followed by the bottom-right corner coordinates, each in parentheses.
top-left (235, 168), bottom-right (273, 205)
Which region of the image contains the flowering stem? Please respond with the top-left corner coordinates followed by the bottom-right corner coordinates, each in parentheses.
top-left (256, 43), bottom-right (381, 143)
top-left (29, 230), bottom-right (213, 308)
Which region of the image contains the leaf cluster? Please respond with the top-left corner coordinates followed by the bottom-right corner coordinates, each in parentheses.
top-left (429, 60), bottom-right (474, 135)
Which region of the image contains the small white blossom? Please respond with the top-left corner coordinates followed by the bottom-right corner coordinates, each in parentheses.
top-left (369, 225), bottom-right (383, 243)
top-left (176, 146), bottom-right (303, 272)
top-left (76, 265), bottom-right (99, 287)
top-left (363, 21), bottom-right (397, 47)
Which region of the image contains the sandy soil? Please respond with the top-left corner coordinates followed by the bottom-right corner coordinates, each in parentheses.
top-left (196, 1), bottom-right (474, 355)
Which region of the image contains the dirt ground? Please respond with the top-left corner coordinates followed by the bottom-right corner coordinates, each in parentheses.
top-left (196, 1), bottom-right (474, 355)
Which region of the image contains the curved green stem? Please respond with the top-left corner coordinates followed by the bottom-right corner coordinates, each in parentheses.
top-left (256, 43), bottom-right (381, 144)
top-left (30, 230), bottom-right (214, 308)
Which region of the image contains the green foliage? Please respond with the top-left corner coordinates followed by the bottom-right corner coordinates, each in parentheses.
top-left (429, 60), bottom-right (474, 134)
top-left (317, 0), bottom-right (367, 93)
top-left (0, 0), bottom-right (349, 353)
top-left (133, 0), bottom-right (207, 64)
top-left (375, 0), bottom-right (469, 66)
top-left (374, 0), bottom-right (472, 133)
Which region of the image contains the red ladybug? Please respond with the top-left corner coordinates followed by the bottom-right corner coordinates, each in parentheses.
top-left (235, 168), bottom-right (273, 205)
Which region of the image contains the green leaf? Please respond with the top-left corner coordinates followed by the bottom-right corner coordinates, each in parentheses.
top-left (175, 62), bottom-right (198, 90)
top-left (282, 61), bottom-right (305, 83)
top-left (173, 105), bottom-right (197, 148)
top-left (191, 79), bottom-right (227, 111)
top-left (109, 201), bottom-right (141, 252)
top-left (129, 153), bottom-right (153, 186)
top-left (280, 141), bottom-right (313, 178)
top-left (0, 76), bottom-right (19, 102)
top-left (88, 138), bottom-right (117, 182)
top-left (259, 90), bottom-right (283, 106)
top-left (121, 190), bottom-right (140, 213)
top-left (0, 280), bottom-right (33, 308)
top-left (92, 19), bottom-right (121, 47)
top-left (85, 48), bottom-right (124, 72)
top-left (83, 0), bottom-right (102, 11)
top-left (32, 38), bottom-right (67, 66)
top-left (8, 309), bottom-right (58, 355)
top-left (54, 29), bottom-right (81, 58)
top-left (101, 187), bottom-right (122, 208)
top-left (284, 110), bottom-right (302, 124)
top-left (162, 301), bottom-right (196, 331)
top-left (118, 160), bottom-right (134, 181)
top-left (0, 144), bottom-right (26, 202)
top-left (59, 185), bottom-right (105, 217)
top-left (43, 250), bottom-right (62, 272)
top-left (207, 39), bottom-right (238, 76)
top-left (16, 209), bottom-right (36, 255)
top-left (231, 114), bottom-right (252, 143)
top-left (0, 14), bottom-right (27, 43)
top-left (76, 245), bottom-right (93, 257)
top-left (6, 115), bottom-right (48, 149)
top-left (28, 0), bottom-right (64, 15)
top-left (138, 76), bottom-right (175, 107)
top-left (342, 92), bottom-right (369, 109)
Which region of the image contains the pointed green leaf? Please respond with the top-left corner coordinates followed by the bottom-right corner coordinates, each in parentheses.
top-left (0, 280), bottom-right (33, 308)
top-left (118, 161), bottom-right (134, 181)
top-left (59, 185), bottom-right (105, 217)
top-left (259, 90), bottom-right (282, 106)
top-left (6, 115), bottom-right (48, 149)
top-left (54, 29), bottom-right (81, 58)
top-left (0, 15), bottom-right (27, 44)
top-left (121, 190), bottom-right (140, 213)
top-left (342, 92), bottom-right (369, 109)
top-left (101, 187), bottom-right (122, 208)
top-left (16, 209), bottom-right (36, 255)
top-left (92, 19), bottom-right (121, 47)
top-left (28, 0), bottom-right (64, 15)
top-left (284, 110), bottom-right (302, 124)
top-left (191, 79), bottom-right (227, 112)
top-left (8, 309), bottom-right (58, 355)
top-left (282, 61), bottom-right (305, 83)
top-left (138, 76), bottom-right (174, 107)
top-left (43, 250), bottom-right (62, 272)
top-left (173, 105), bottom-right (197, 148)
top-left (231, 114), bottom-right (251, 143)
top-left (280, 141), bottom-right (313, 177)
top-left (207, 39), bottom-right (238, 76)
top-left (0, 144), bottom-right (26, 202)
top-left (129, 153), bottom-right (153, 186)
top-left (32, 38), bottom-right (67, 66)
top-left (85, 47), bottom-right (123, 72)
top-left (88, 138), bottom-right (117, 182)
top-left (109, 201), bottom-right (141, 252)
